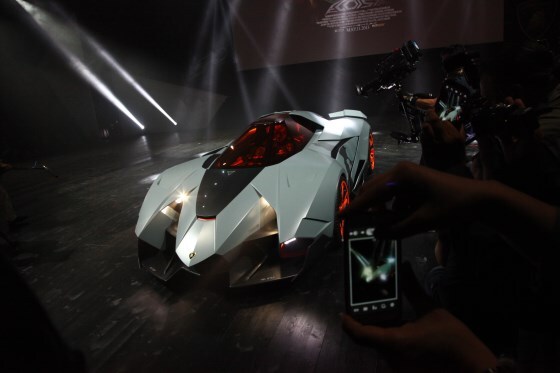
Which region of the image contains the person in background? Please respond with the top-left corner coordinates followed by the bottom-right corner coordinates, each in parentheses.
top-left (0, 250), bottom-right (87, 372)
top-left (341, 41), bottom-right (560, 371)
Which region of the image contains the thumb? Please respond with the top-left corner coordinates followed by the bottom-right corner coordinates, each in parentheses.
top-left (340, 313), bottom-right (394, 346)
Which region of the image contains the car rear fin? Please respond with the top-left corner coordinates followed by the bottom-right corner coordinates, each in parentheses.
top-left (328, 110), bottom-right (367, 119)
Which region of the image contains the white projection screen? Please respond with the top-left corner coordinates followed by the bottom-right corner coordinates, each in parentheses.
top-left (231, 0), bottom-right (504, 70)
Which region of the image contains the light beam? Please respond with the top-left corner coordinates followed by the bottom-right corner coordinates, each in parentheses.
top-left (48, 1), bottom-right (178, 126)
top-left (84, 35), bottom-right (178, 126)
top-left (15, 0), bottom-right (145, 130)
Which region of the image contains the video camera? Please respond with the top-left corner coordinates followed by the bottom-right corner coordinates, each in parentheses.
top-left (356, 40), bottom-right (422, 96)
top-left (437, 45), bottom-right (546, 143)
top-left (469, 101), bottom-right (543, 139)
top-left (433, 46), bottom-right (481, 143)
top-left (357, 41), bottom-right (546, 144)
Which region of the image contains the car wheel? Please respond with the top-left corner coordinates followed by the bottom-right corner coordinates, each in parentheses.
top-left (369, 131), bottom-right (375, 171)
top-left (333, 175), bottom-right (350, 247)
top-left (364, 131), bottom-right (375, 182)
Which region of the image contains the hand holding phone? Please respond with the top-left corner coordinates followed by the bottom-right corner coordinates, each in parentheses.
top-left (344, 213), bottom-right (402, 325)
top-left (341, 259), bottom-right (499, 372)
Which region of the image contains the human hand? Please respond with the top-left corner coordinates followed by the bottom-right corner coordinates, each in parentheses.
top-left (503, 96), bottom-right (525, 109)
top-left (503, 96), bottom-right (540, 140)
top-left (341, 162), bottom-right (485, 238)
top-left (472, 96), bottom-right (540, 180)
top-left (420, 109), bottom-right (466, 171)
top-left (342, 162), bottom-right (556, 263)
top-left (415, 97), bottom-right (437, 111)
top-left (341, 262), bottom-right (497, 373)
top-left (0, 161), bottom-right (13, 174)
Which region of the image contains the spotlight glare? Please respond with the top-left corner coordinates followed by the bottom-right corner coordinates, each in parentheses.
top-left (15, 0), bottom-right (145, 130)
top-left (70, 55), bottom-right (145, 130)
top-left (90, 39), bottom-right (178, 126)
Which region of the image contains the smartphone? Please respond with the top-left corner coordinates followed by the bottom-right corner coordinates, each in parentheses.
top-left (435, 68), bottom-right (479, 143)
top-left (344, 214), bottom-right (401, 324)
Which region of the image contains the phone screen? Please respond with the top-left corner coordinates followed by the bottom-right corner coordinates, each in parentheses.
top-left (345, 226), bottom-right (400, 322)
top-left (435, 77), bottom-right (478, 144)
top-left (435, 79), bottom-right (467, 123)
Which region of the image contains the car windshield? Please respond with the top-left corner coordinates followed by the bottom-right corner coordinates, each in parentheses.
top-left (212, 114), bottom-right (315, 169)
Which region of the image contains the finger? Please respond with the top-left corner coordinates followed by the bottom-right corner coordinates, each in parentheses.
top-left (504, 96), bottom-right (525, 108)
top-left (340, 313), bottom-right (394, 346)
top-left (512, 98), bottom-right (525, 109)
top-left (423, 109), bottom-right (439, 122)
top-left (422, 110), bottom-right (443, 135)
top-left (374, 206), bottom-right (435, 239)
top-left (420, 122), bottom-right (435, 144)
top-left (504, 96), bottom-right (514, 105)
top-left (458, 123), bottom-right (466, 139)
top-left (342, 177), bottom-right (398, 216)
top-left (432, 120), bottom-right (457, 141)
top-left (423, 119), bottom-right (446, 139)
top-left (344, 162), bottom-right (423, 217)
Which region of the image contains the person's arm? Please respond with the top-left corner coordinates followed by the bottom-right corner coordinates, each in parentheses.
top-left (343, 161), bottom-right (557, 264)
top-left (415, 97), bottom-right (437, 111)
top-left (341, 262), bottom-right (498, 373)
top-left (0, 161), bottom-right (12, 175)
top-left (420, 109), bottom-right (467, 172)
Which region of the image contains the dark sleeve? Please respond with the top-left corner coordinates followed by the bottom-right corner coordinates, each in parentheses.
top-left (0, 252), bottom-right (86, 373)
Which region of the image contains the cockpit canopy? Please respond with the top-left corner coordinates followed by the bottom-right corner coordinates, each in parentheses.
top-left (212, 113), bottom-right (317, 169)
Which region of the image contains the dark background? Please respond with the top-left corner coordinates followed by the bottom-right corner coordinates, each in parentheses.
top-left (1, 2), bottom-right (559, 371)
top-left (0, 0), bottom-right (558, 160)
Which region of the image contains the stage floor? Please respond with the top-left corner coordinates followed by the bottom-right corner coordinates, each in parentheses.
top-left (2, 129), bottom-right (437, 372)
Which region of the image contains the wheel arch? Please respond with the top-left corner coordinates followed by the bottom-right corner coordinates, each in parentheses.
top-left (304, 162), bottom-right (346, 237)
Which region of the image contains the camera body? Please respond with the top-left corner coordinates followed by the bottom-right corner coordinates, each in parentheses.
top-left (344, 213), bottom-right (402, 324)
top-left (470, 102), bottom-right (542, 139)
top-left (356, 40), bottom-right (422, 96)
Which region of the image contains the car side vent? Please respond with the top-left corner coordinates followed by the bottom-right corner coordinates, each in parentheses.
top-left (289, 114), bottom-right (324, 132)
top-left (331, 137), bottom-right (353, 158)
top-left (202, 154), bottom-right (220, 169)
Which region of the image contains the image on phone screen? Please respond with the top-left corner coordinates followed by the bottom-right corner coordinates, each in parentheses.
top-left (348, 228), bottom-right (399, 313)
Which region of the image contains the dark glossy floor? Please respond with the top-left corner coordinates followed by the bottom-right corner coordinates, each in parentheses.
top-left (2, 128), bottom-right (437, 372)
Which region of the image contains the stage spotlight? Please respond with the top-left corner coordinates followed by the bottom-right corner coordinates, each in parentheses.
top-left (69, 54), bottom-right (145, 130)
top-left (79, 33), bottom-right (178, 126)
top-left (15, 0), bottom-right (145, 130)
top-left (45, 1), bottom-right (178, 126)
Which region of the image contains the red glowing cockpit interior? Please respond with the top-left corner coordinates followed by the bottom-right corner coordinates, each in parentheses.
top-left (212, 114), bottom-right (315, 169)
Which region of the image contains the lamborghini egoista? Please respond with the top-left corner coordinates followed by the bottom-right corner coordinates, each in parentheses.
top-left (135, 109), bottom-right (375, 287)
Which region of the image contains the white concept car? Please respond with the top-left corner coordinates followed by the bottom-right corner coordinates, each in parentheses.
top-left (135, 110), bottom-right (375, 287)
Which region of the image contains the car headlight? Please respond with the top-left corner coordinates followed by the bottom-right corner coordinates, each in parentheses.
top-left (161, 191), bottom-right (189, 222)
